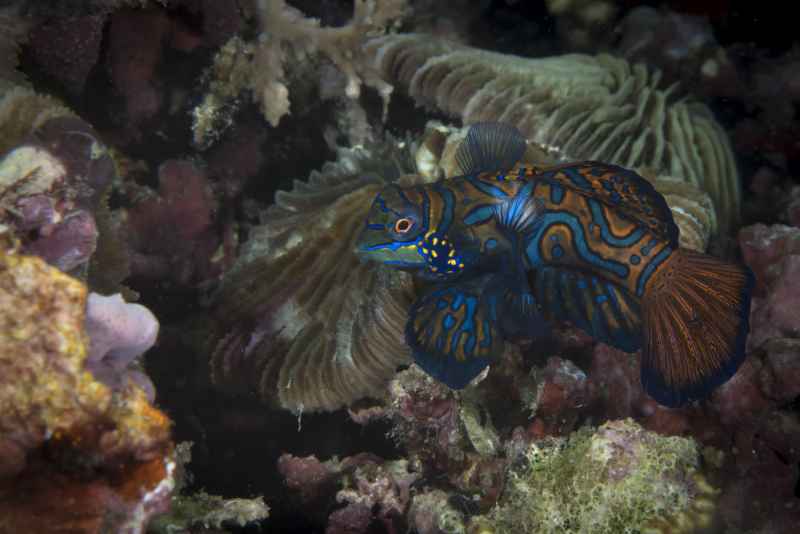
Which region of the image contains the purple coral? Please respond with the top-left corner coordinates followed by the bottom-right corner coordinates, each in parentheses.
top-left (0, 117), bottom-right (117, 275)
top-left (277, 452), bottom-right (418, 534)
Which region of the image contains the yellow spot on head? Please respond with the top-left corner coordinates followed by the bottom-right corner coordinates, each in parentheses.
top-left (459, 263), bottom-right (464, 268)
top-left (431, 266), bottom-right (438, 272)
top-left (448, 259), bottom-right (456, 265)
top-left (432, 237), bottom-right (438, 246)
top-left (418, 241), bottom-right (423, 246)
top-left (441, 240), bottom-right (447, 245)
top-left (422, 248), bottom-right (429, 254)
top-left (432, 250), bottom-right (438, 258)
top-left (448, 249), bottom-right (455, 257)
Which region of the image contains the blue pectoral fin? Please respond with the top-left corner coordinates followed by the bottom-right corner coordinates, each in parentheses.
top-left (528, 267), bottom-right (643, 353)
top-left (405, 282), bottom-right (504, 389)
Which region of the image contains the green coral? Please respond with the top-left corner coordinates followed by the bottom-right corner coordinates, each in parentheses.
top-left (483, 419), bottom-right (715, 534)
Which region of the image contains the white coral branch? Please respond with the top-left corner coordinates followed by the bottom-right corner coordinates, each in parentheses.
top-left (192, 0), bottom-right (407, 147)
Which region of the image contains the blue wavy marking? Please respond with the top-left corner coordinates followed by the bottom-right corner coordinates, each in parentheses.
top-left (450, 296), bottom-right (478, 359)
top-left (442, 313), bottom-right (456, 330)
top-left (524, 211), bottom-right (630, 279)
top-left (452, 292), bottom-right (465, 311)
top-left (464, 204), bottom-right (496, 226)
top-left (374, 195), bottom-right (392, 213)
top-left (363, 241), bottom-right (416, 252)
top-left (586, 198), bottom-right (645, 247)
top-left (480, 319), bottom-right (493, 347)
top-left (560, 166), bottom-right (593, 190)
top-left (550, 183), bottom-right (565, 204)
top-left (433, 183), bottom-right (455, 234)
top-left (640, 238), bottom-right (658, 256)
top-left (467, 176), bottom-right (509, 199)
top-left (635, 246), bottom-right (673, 297)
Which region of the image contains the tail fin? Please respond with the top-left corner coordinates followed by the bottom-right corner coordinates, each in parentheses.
top-left (641, 249), bottom-right (754, 407)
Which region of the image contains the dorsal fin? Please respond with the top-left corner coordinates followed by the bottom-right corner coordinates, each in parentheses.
top-left (455, 122), bottom-right (527, 176)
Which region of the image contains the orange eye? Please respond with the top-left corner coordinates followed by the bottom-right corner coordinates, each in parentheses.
top-left (394, 218), bottom-right (413, 233)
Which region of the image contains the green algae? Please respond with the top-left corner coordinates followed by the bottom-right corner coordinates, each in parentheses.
top-left (483, 419), bottom-right (714, 534)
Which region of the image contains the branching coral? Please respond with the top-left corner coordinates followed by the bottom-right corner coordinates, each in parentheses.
top-left (209, 138), bottom-right (417, 413)
top-left (191, 0), bottom-right (408, 148)
top-left (365, 33), bottom-right (740, 233)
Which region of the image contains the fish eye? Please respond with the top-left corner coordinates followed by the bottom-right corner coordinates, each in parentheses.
top-left (394, 218), bottom-right (414, 234)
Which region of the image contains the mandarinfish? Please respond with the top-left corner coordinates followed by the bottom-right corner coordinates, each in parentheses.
top-left (355, 123), bottom-right (753, 407)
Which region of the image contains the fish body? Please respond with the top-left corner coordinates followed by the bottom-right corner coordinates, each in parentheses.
top-left (356, 123), bottom-right (753, 407)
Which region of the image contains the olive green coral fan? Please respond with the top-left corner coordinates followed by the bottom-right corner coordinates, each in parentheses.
top-left (366, 34), bottom-right (740, 232)
top-left (482, 419), bottom-right (717, 534)
top-left (210, 140), bottom-right (416, 413)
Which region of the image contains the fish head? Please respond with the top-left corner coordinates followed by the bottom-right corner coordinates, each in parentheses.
top-left (355, 184), bottom-right (428, 270)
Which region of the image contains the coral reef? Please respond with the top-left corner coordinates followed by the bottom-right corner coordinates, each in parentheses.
top-left (106, 8), bottom-right (171, 131)
top-left (124, 159), bottom-right (223, 286)
top-left (149, 442), bottom-right (270, 533)
top-left (482, 419), bottom-right (717, 534)
top-left (4, 1), bottom-right (799, 532)
top-left (0, 116), bottom-right (115, 277)
top-left (0, 5), bottom-right (32, 87)
top-left (545, 0), bottom-right (619, 52)
top-left (0, 85), bottom-right (75, 155)
top-left (209, 140), bottom-right (416, 413)
top-left (738, 224), bottom-right (800, 348)
top-left (277, 452), bottom-right (418, 533)
top-left (366, 33), bottom-right (740, 234)
top-left (28, 13), bottom-right (106, 96)
top-left (0, 244), bottom-right (173, 533)
top-left (617, 6), bottom-right (741, 100)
